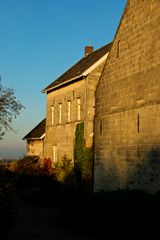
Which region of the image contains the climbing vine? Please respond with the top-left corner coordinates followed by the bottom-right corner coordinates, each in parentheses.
top-left (74, 122), bottom-right (93, 191)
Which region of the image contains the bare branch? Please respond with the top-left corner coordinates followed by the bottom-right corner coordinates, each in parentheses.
top-left (0, 78), bottom-right (25, 139)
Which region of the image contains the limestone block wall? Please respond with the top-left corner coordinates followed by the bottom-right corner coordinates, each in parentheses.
top-left (44, 61), bottom-right (106, 164)
top-left (27, 140), bottom-right (44, 159)
top-left (85, 63), bottom-right (106, 147)
top-left (44, 80), bottom-right (86, 162)
top-left (94, 0), bottom-right (160, 193)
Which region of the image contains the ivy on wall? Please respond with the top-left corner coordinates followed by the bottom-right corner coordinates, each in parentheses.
top-left (74, 122), bottom-right (93, 191)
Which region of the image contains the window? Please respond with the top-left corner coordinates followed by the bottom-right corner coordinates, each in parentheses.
top-left (52, 146), bottom-right (57, 163)
top-left (77, 98), bottom-right (81, 120)
top-left (67, 101), bottom-right (71, 122)
top-left (51, 106), bottom-right (54, 125)
top-left (59, 103), bottom-right (62, 124)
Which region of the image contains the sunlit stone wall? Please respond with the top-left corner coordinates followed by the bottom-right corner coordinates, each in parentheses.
top-left (44, 63), bottom-right (105, 164)
top-left (94, 0), bottom-right (160, 193)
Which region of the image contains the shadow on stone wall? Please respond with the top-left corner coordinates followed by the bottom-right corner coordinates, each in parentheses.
top-left (127, 147), bottom-right (160, 193)
top-left (95, 146), bottom-right (160, 194)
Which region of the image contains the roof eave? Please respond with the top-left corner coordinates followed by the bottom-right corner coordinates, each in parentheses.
top-left (42, 75), bottom-right (84, 93)
top-left (42, 52), bottom-right (109, 94)
top-left (23, 137), bottom-right (43, 141)
top-left (40, 133), bottom-right (45, 139)
top-left (82, 52), bottom-right (109, 76)
top-left (23, 133), bottom-right (45, 141)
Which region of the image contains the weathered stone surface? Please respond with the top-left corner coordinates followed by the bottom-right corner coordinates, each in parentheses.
top-left (27, 140), bottom-right (44, 159)
top-left (94, 0), bottom-right (160, 193)
top-left (44, 63), bottom-right (105, 163)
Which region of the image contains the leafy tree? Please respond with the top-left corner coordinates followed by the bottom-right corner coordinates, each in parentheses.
top-left (0, 78), bottom-right (24, 139)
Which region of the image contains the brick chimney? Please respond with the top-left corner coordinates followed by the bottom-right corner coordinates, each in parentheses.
top-left (85, 46), bottom-right (94, 56)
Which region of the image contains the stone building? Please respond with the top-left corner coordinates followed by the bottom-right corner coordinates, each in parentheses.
top-left (94, 0), bottom-right (160, 193)
top-left (23, 119), bottom-right (46, 159)
top-left (42, 44), bottom-right (111, 164)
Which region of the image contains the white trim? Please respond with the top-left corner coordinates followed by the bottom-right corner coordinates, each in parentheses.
top-left (42, 52), bottom-right (109, 93)
top-left (40, 133), bottom-right (45, 139)
top-left (42, 75), bottom-right (82, 93)
top-left (25, 133), bottom-right (45, 140)
top-left (82, 52), bottom-right (109, 76)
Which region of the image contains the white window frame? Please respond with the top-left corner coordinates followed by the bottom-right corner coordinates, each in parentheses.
top-left (51, 106), bottom-right (54, 125)
top-left (52, 145), bottom-right (57, 163)
top-left (77, 98), bottom-right (81, 120)
top-left (59, 103), bottom-right (62, 124)
top-left (67, 101), bottom-right (71, 122)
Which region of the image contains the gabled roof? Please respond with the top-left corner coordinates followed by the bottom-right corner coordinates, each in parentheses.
top-left (23, 118), bottom-right (46, 140)
top-left (42, 42), bottom-right (112, 93)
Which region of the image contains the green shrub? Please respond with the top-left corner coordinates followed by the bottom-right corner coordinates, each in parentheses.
top-left (53, 156), bottom-right (77, 188)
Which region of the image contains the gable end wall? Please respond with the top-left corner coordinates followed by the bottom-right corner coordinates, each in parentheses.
top-left (94, 0), bottom-right (160, 193)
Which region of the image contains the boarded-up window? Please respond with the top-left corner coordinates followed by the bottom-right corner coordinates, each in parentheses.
top-left (77, 98), bottom-right (81, 120)
top-left (59, 104), bottom-right (62, 124)
top-left (51, 106), bottom-right (54, 125)
top-left (52, 146), bottom-right (57, 162)
top-left (67, 101), bottom-right (71, 122)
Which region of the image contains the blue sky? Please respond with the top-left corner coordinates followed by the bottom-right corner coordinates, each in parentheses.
top-left (0, 0), bottom-right (127, 159)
